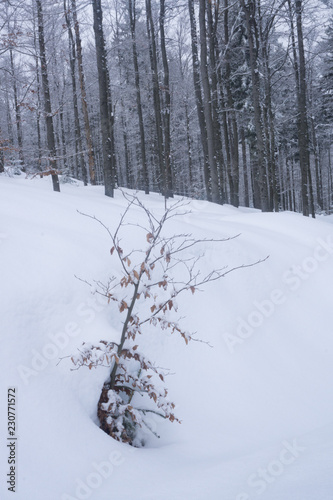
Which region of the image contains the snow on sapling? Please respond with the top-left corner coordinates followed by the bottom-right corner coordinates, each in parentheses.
top-left (71, 193), bottom-right (263, 446)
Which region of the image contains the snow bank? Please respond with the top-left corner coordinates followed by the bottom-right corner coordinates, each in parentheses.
top-left (1, 175), bottom-right (333, 500)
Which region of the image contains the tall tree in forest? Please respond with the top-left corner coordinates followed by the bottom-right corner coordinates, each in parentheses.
top-left (221, 0), bottom-right (240, 207)
top-left (159, 0), bottom-right (173, 197)
top-left (92, 0), bottom-right (116, 197)
top-left (188, 0), bottom-right (211, 200)
top-left (64, 0), bottom-right (87, 184)
top-left (239, 0), bottom-right (269, 211)
top-left (294, 0), bottom-right (314, 217)
top-left (36, 0), bottom-right (60, 192)
top-left (9, 46), bottom-right (24, 168)
top-left (31, 7), bottom-right (43, 173)
top-left (128, 0), bottom-right (149, 194)
top-left (145, 0), bottom-right (165, 194)
top-left (71, 0), bottom-right (96, 185)
top-left (206, 0), bottom-right (226, 203)
top-left (198, 0), bottom-right (221, 204)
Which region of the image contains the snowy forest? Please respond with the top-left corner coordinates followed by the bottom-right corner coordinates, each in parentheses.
top-left (3, 2), bottom-right (333, 499)
top-left (1, 0), bottom-right (333, 215)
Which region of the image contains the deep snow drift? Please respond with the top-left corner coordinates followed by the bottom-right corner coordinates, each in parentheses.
top-left (1, 174), bottom-right (333, 500)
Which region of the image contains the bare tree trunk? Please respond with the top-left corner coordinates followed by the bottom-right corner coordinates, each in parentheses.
top-left (72, 0), bottom-right (96, 185)
top-left (262, 43), bottom-right (279, 211)
top-left (92, 0), bottom-right (116, 197)
top-left (198, 0), bottom-right (221, 204)
top-left (59, 76), bottom-right (70, 177)
top-left (122, 109), bottom-right (131, 188)
top-left (188, 0), bottom-right (211, 200)
top-left (241, 127), bottom-right (250, 207)
top-left (326, 155), bottom-right (330, 212)
top-left (295, 0), bottom-right (311, 216)
top-left (9, 47), bottom-right (24, 169)
top-left (208, 1), bottom-right (226, 203)
top-left (185, 98), bottom-right (194, 189)
top-left (219, 86), bottom-right (232, 204)
top-left (240, 0), bottom-right (269, 211)
top-left (289, 0), bottom-right (313, 216)
top-left (177, 29), bottom-right (194, 194)
top-left (4, 71), bottom-right (14, 147)
top-left (64, 0), bottom-right (87, 184)
top-left (310, 116), bottom-right (323, 210)
top-left (160, 0), bottom-right (173, 197)
top-left (145, 0), bottom-right (165, 194)
top-left (128, 0), bottom-right (149, 194)
top-left (32, 13), bottom-right (43, 175)
top-left (0, 143), bottom-right (4, 173)
top-left (36, 0), bottom-right (60, 192)
top-left (223, 0), bottom-right (239, 207)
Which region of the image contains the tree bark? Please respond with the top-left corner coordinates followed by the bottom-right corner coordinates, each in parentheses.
top-left (223, 0), bottom-right (239, 207)
top-left (64, 0), bottom-right (87, 184)
top-left (0, 138), bottom-right (4, 173)
top-left (36, 0), bottom-right (60, 192)
top-left (92, 0), bottom-right (116, 197)
top-left (9, 47), bottom-right (24, 169)
top-left (198, 0), bottom-right (221, 204)
top-left (145, 0), bottom-right (165, 194)
top-left (240, 0), bottom-right (269, 211)
top-left (72, 0), bottom-right (96, 185)
top-left (290, 0), bottom-right (313, 216)
top-left (241, 127), bottom-right (250, 207)
top-left (310, 116), bottom-right (323, 210)
top-left (160, 0), bottom-right (173, 197)
top-left (188, 0), bottom-right (211, 200)
top-left (32, 14), bottom-right (43, 174)
top-left (128, 0), bottom-right (149, 194)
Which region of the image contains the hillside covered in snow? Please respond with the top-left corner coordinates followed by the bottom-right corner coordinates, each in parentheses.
top-left (1, 174), bottom-right (333, 500)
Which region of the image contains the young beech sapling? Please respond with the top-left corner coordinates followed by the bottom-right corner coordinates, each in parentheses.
top-left (71, 193), bottom-right (265, 446)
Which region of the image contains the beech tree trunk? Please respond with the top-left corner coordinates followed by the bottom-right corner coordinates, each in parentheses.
top-left (241, 127), bottom-right (250, 207)
top-left (295, 0), bottom-right (314, 217)
top-left (9, 47), bottom-right (24, 169)
top-left (160, 0), bottom-right (173, 198)
top-left (198, 0), bottom-right (221, 204)
top-left (72, 0), bottom-right (96, 185)
top-left (145, 0), bottom-right (165, 194)
top-left (32, 16), bottom-right (42, 174)
top-left (240, 0), bottom-right (269, 211)
top-left (188, 0), bottom-right (211, 200)
top-left (128, 0), bottom-right (149, 194)
top-left (0, 141), bottom-right (4, 173)
top-left (64, 0), bottom-right (87, 184)
top-left (92, 0), bottom-right (116, 197)
top-left (223, 0), bottom-right (239, 207)
top-left (36, 0), bottom-right (60, 192)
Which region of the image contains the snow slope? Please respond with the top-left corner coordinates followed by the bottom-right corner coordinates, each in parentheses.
top-left (1, 174), bottom-right (333, 500)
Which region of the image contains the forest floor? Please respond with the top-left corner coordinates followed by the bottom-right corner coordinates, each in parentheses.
top-left (1, 173), bottom-right (333, 500)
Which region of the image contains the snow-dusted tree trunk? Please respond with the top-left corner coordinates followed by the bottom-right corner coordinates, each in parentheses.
top-left (92, 0), bottom-right (116, 197)
top-left (71, 0), bottom-right (96, 185)
top-left (9, 47), bottom-right (24, 169)
top-left (239, 0), bottom-right (269, 211)
top-left (188, 0), bottom-right (211, 200)
top-left (294, 0), bottom-right (314, 217)
top-left (128, 0), bottom-right (149, 194)
top-left (36, 0), bottom-right (60, 192)
top-left (198, 0), bottom-right (221, 204)
top-left (145, 0), bottom-right (165, 194)
top-left (160, 0), bottom-right (173, 198)
top-left (64, 0), bottom-right (87, 184)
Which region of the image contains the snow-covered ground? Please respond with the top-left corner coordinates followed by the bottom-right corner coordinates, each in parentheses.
top-left (1, 174), bottom-right (333, 500)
